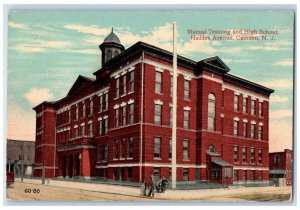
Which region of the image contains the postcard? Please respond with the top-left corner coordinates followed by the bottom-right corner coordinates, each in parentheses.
top-left (6, 9), bottom-right (294, 203)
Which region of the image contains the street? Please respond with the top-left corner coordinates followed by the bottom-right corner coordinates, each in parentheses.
top-left (6, 179), bottom-right (292, 202)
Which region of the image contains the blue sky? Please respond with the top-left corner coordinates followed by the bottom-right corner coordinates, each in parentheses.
top-left (7, 10), bottom-right (294, 152)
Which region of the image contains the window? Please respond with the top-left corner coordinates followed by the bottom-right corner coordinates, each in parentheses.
top-left (234, 145), bottom-right (239, 162)
top-left (258, 125), bottom-right (263, 140)
top-left (243, 122), bottom-right (247, 138)
top-left (154, 104), bottom-right (162, 125)
top-left (121, 138), bottom-right (126, 158)
top-left (208, 94), bottom-right (216, 131)
top-left (259, 102), bottom-right (263, 117)
top-left (97, 144), bottom-right (101, 162)
top-left (169, 168), bottom-right (172, 181)
top-left (75, 104), bottom-right (79, 120)
top-left (81, 124), bottom-right (85, 137)
top-left (251, 124), bottom-right (255, 139)
top-left (154, 167), bottom-right (160, 180)
top-left (258, 171), bottom-right (262, 180)
top-left (115, 108), bottom-right (119, 128)
top-left (88, 122), bottom-right (93, 138)
top-left (243, 170), bottom-right (247, 181)
top-left (113, 168), bottom-right (118, 180)
top-left (274, 155), bottom-right (280, 165)
top-left (234, 170), bottom-right (238, 181)
top-left (183, 168), bottom-right (189, 181)
top-left (155, 71), bottom-right (162, 93)
top-left (75, 127), bottom-right (78, 138)
top-left (99, 95), bottom-right (103, 112)
top-left (258, 149), bottom-right (262, 164)
top-left (234, 94), bottom-right (239, 111)
top-left (243, 97), bottom-right (247, 113)
top-left (128, 168), bottom-right (132, 179)
top-left (184, 80), bottom-right (190, 99)
top-left (250, 171), bottom-right (255, 180)
top-left (106, 50), bottom-right (112, 61)
top-left (116, 78), bottom-right (120, 98)
top-left (225, 168), bottom-right (232, 178)
top-left (128, 137), bottom-right (133, 158)
top-left (115, 109), bottom-right (119, 128)
top-left (128, 71), bottom-right (134, 93)
top-left (250, 148), bottom-right (255, 164)
top-left (114, 139), bottom-right (119, 159)
top-left (169, 107), bottom-right (173, 127)
top-left (104, 93), bottom-right (108, 111)
top-left (184, 110), bottom-right (189, 129)
top-left (98, 120), bottom-right (102, 135)
top-left (169, 138), bottom-right (172, 159)
top-left (242, 147), bottom-right (247, 163)
top-left (183, 139), bottom-right (189, 160)
top-left (129, 103), bottom-right (134, 125)
top-left (170, 75), bottom-right (173, 96)
top-left (104, 144), bottom-right (108, 160)
top-left (104, 118), bottom-right (108, 134)
top-left (251, 99), bottom-right (256, 115)
top-left (233, 120), bottom-right (239, 136)
top-left (89, 99), bottom-right (93, 115)
top-left (123, 75), bottom-right (126, 95)
top-left (82, 102), bottom-right (86, 118)
top-left (154, 137), bottom-right (161, 158)
top-left (122, 106), bottom-right (126, 126)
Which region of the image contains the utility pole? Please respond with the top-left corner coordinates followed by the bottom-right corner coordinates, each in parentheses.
top-left (171, 22), bottom-right (177, 189)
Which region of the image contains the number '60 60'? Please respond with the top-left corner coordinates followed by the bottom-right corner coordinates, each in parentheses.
top-left (24, 189), bottom-right (40, 193)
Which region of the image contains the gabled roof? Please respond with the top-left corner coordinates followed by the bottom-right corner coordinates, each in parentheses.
top-left (66, 75), bottom-right (95, 97)
top-left (198, 56), bottom-right (230, 73)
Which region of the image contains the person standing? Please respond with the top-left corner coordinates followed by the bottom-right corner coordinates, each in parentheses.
top-left (148, 175), bottom-right (155, 198)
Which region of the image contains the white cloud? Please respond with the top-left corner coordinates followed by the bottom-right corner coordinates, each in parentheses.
top-left (8, 21), bottom-right (28, 30)
top-left (67, 49), bottom-right (99, 55)
top-left (7, 104), bottom-right (35, 141)
top-left (270, 95), bottom-right (289, 103)
top-left (12, 40), bottom-right (71, 53)
top-left (222, 58), bottom-right (252, 63)
top-left (261, 79), bottom-right (293, 90)
top-left (245, 45), bottom-right (289, 51)
top-left (64, 24), bottom-right (110, 36)
top-left (272, 59), bottom-right (293, 67)
top-left (24, 88), bottom-right (54, 106)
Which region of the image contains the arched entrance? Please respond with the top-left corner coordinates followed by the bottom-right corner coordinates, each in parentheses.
top-left (69, 154), bottom-right (73, 178)
top-left (75, 153), bottom-right (80, 177)
top-left (62, 155), bottom-right (67, 178)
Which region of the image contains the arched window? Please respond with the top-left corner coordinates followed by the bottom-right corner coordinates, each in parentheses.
top-left (208, 145), bottom-right (216, 153)
top-left (82, 102), bottom-right (86, 118)
top-left (208, 93), bottom-right (216, 131)
top-left (106, 50), bottom-right (112, 61)
top-left (114, 51), bottom-right (119, 57)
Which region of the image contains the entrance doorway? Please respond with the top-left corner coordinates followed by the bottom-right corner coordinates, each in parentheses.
top-left (69, 154), bottom-right (73, 178)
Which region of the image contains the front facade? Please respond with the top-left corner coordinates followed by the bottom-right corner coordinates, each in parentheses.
top-left (7, 139), bottom-right (35, 177)
top-left (269, 149), bottom-right (293, 186)
top-left (33, 30), bottom-right (274, 185)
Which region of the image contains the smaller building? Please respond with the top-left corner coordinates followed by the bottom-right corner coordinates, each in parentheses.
top-left (269, 149), bottom-right (293, 186)
top-left (7, 139), bottom-right (35, 177)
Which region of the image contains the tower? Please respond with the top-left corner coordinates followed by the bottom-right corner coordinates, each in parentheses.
top-left (99, 27), bottom-right (125, 67)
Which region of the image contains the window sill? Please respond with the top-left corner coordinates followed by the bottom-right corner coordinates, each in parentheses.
top-left (154, 157), bottom-right (162, 160)
top-left (183, 159), bottom-right (190, 161)
top-left (128, 91), bottom-right (134, 95)
top-left (113, 158), bottom-right (119, 161)
top-left (127, 157), bottom-right (133, 160)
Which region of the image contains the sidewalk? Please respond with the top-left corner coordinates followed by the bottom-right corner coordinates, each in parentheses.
top-left (14, 178), bottom-right (292, 201)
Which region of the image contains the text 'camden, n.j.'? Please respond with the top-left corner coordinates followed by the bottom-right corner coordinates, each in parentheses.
top-left (187, 29), bottom-right (280, 41)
